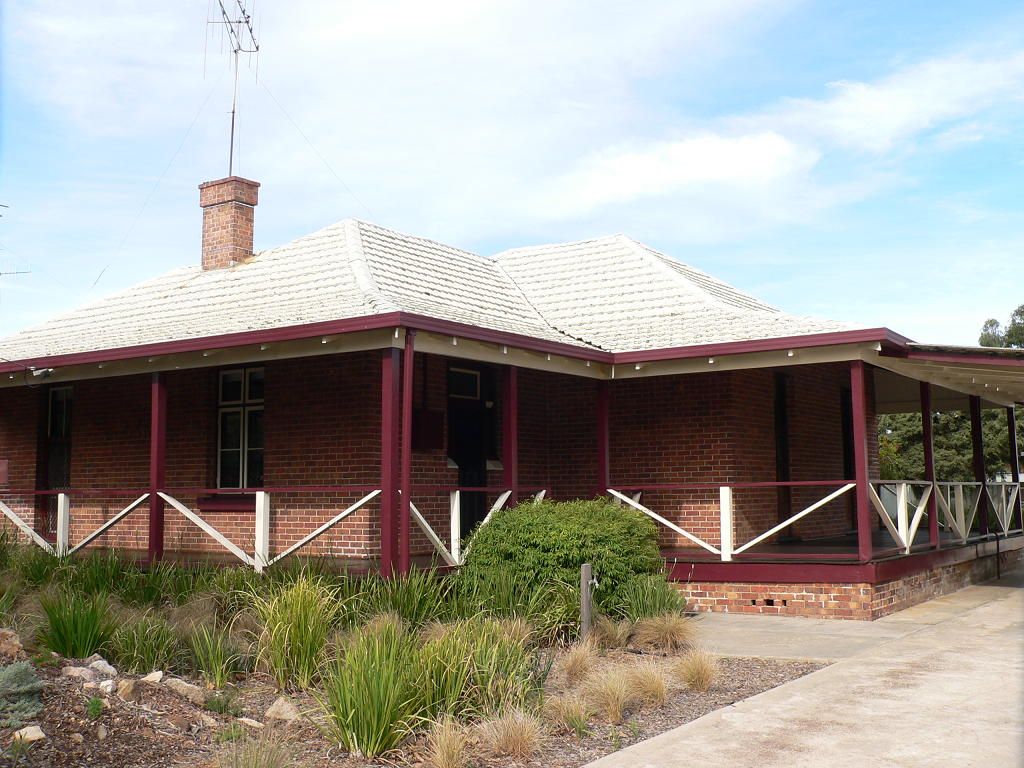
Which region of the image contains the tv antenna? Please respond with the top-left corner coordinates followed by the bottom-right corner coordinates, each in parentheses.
top-left (208, 1), bottom-right (260, 177)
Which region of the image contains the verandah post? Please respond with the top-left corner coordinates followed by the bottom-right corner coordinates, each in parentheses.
top-left (920, 382), bottom-right (939, 548)
top-left (148, 371), bottom-right (167, 563)
top-left (969, 395), bottom-right (988, 535)
top-left (380, 347), bottom-right (400, 575)
top-left (849, 361), bottom-right (873, 562)
top-left (1008, 405), bottom-right (1022, 531)
top-left (595, 379), bottom-right (610, 497)
top-left (399, 329), bottom-right (415, 574)
top-left (502, 365), bottom-right (519, 503)
top-left (55, 493), bottom-right (70, 557)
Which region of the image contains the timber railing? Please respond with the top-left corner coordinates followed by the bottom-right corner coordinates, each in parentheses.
top-left (607, 478), bottom-right (1023, 563)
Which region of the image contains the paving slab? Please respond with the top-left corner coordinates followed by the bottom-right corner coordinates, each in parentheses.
top-left (588, 570), bottom-right (1024, 768)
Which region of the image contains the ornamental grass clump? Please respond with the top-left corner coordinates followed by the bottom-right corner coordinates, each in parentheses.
top-left (216, 733), bottom-right (295, 768)
top-left (38, 591), bottom-right (114, 658)
top-left (542, 694), bottom-right (592, 737)
top-left (613, 574), bottom-right (687, 622)
top-left (424, 718), bottom-right (469, 768)
top-left (591, 615), bottom-right (633, 649)
top-left (478, 709), bottom-right (543, 759)
top-left (316, 618), bottom-right (420, 758)
top-left (559, 639), bottom-right (598, 685)
top-left (109, 613), bottom-right (187, 674)
top-left (631, 613), bottom-right (697, 653)
top-left (628, 661), bottom-right (668, 706)
top-left (189, 623), bottom-right (246, 689)
top-left (585, 669), bottom-right (639, 724)
top-left (676, 648), bottom-right (718, 693)
top-left (252, 576), bottom-right (342, 690)
top-left (359, 569), bottom-right (451, 628)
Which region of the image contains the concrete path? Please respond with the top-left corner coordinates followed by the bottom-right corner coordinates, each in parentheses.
top-left (587, 571), bottom-right (1024, 768)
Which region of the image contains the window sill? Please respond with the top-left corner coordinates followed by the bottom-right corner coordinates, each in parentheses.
top-left (196, 494), bottom-right (256, 513)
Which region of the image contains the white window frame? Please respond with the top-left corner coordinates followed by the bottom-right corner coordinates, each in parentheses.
top-left (448, 367), bottom-right (481, 401)
top-left (217, 368), bottom-right (264, 489)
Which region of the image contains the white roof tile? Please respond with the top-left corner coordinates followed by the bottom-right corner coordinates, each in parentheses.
top-left (0, 220), bottom-right (855, 363)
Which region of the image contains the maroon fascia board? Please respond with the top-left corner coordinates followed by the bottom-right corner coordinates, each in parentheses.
top-left (0, 312), bottom-right (911, 377)
top-left (895, 350), bottom-right (1024, 369)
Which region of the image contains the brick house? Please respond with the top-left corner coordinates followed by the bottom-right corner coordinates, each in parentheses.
top-left (0, 175), bottom-right (1021, 619)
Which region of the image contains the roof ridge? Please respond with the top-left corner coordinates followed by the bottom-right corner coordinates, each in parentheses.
top-left (343, 220), bottom-right (401, 313)
top-left (493, 233), bottom-right (624, 260)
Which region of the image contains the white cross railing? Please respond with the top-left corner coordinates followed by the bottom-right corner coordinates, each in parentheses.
top-left (869, 482), bottom-right (933, 554)
top-left (606, 488), bottom-right (721, 556)
top-left (986, 482), bottom-right (1021, 535)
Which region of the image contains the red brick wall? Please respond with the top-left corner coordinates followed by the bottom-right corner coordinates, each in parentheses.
top-left (0, 386), bottom-right (40, 534)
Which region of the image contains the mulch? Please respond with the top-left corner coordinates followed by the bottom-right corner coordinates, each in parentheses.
top-left (1, 651), bottom-right (825, 768)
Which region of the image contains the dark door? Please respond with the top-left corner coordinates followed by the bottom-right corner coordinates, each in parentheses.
top-left (39, 387), bottom-right (72, 537)
top-left (447, 366), bottom-right (494, 533)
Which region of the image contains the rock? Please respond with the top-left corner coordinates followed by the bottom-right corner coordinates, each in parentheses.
top-left (265, 696), bottom-right (299, 722)
top-left (89, 659), bottom-right (117, 677)
top-left (99, 679), bottom-right (116, 695)
top-left (0, 629), bottom-right (22, 659)
top-left (117, 679), bottom-right (140, 702)
top-left (84, 653), bottom-right (104, 665)
top-left (163, 678), bottom-right (206, 706)
top-left (140, 671), bottom-right (163, 684)
top-left (237, 717), bottom-right (264, 729)
top-left (96, 724), bottom-right (108, 742)
top-left (199, 713), bottom-right (218, 729)
top-left (70, 733), bottom-right (84, 744)
top-left (62, 666), bottom-right (97, 683)
top-left (13, 725), bottom-right (45, 743)
top-left (83, 681), bottom-right (100, 690)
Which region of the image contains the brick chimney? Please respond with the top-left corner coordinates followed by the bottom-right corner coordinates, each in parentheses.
top-left (198, 176), bottom-right (260, 269)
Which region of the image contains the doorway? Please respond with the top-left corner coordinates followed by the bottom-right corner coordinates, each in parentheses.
top-left (37, 386), bottom-right (72, 538)
top-left (447, 365), bottom-right (496, 533)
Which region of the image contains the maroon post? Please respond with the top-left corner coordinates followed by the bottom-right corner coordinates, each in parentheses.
top-left (969, 395), bottom-right (988, 535)
top-left (399, 330), bottom-right (415, 574)
top-left (379, 348), bottom-right (400, 575)
top-left (920, 382), bottom-right (938, 548)
top-left (596, 380), bottom-right (610, 497)
top-left (147, 372), bottom-right (167, 563)
top-left (850, 361), bottom-right (873, 562)
top-left (1008, 405), bottom-right (1022, 531)
top-left (501, 365), bottom-right (519, 503)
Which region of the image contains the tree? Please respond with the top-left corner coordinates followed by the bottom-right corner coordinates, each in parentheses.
top-left (878, 306), bottom-right (1023, 481)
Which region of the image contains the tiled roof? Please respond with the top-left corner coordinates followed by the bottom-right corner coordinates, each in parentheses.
top-left (495, 235), bottom-right (851, 352)
top-left (0, 220), bottom-right (854, 362)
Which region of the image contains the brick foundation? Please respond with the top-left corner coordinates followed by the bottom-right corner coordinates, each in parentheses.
top-left (679, 547), bottom-right (1024, 620)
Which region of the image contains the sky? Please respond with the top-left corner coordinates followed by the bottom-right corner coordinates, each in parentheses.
top-left (1, 0), bottom-right (1023, 345)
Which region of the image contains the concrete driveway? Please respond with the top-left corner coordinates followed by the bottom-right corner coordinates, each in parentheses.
top-left (587, 570), bottom-right (1024, 768)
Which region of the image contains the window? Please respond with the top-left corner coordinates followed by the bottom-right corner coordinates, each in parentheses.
top-left (218, 368), bottom-right (264, 488)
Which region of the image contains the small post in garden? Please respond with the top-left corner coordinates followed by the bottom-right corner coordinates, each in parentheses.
top-left (580, 562), bottom-right (593, 638)
top-left (254, 491), bottom-right (270, 573)
top-left (55, 493), bottom-right (70, 557)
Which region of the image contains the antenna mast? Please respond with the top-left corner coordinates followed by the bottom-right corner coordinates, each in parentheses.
top-left (210, 1), bottom-right (259, 177)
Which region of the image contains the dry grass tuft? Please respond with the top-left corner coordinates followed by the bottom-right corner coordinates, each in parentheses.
top-left (585, 670), bottom-right (639, 724)
top-left (591, 615), bottom-right (633, 649)
top-left (543, 694), bottom-right (593, 737)
top-left (478, 709), bottom-right (543, 759)
top-left (559, 639), bottom-right (598, 685)
top-left (362, 611), bottom-right (405, 636)
top-left (628, 661), bottom-right (668, 707)
top-left (216, 732), bottom-right (294, 768)
top-left (418, 620), bottom-right (452, 644)
top-left (425, 718), bottom-right (469, 768)
top-left (675, 648), bottom-right (718, 692)
top-left (631, 613), bottom-right (696, 653)
top-left (165, 594), bottom-right (219, 632)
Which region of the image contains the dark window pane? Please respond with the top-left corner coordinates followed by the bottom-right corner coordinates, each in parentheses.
top-left (246, 409), bottom-right (264, 450)
top-left (220, 411), bottom-right (242, 450)
top-left (247, 369), bottom-right (265, 401)
top-left (220, 371), bottom-right (244, 403)
top-left (246, 450), bottom-right (264, 487)
top-left (220, 450), bottom-right (241, 488)
top-left (448, 368), bottom-right (480, 399)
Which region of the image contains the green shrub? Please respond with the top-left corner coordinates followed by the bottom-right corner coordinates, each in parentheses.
top-left (252, 576), bottom-right (342, 690)
top-left (38, 591), bottom-right (114, 657)
top-left (460, 498), bottom-right (661, 612)
top-left (612, 574), bottom-right (686, 622)
top-left (189, 624), bottom-right (245, 689)
top-left (316, 619), bottom-right (419, 758)
top-left (0, 662), bottom-right (44, 728)
top-left (109, 614), bottom-right (187, 674)
top-left (458, 571), bottom-right (578, 644)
